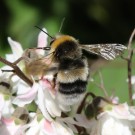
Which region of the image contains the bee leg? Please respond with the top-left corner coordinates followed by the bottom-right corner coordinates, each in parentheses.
top-left (51, 74), bottom-right (57, 89)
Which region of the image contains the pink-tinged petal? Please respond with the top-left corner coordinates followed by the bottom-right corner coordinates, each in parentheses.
top-left (39, 80), bottom-right (61, 117)
top-left (0, 117), bottom-right (22, 135)
top-left (37, 28), bottom-right (48, 55)
top-left (24, 117), bottom-right (53, 135)
top-left (109, 103), bottom-right (135, 120)
top-left (7, 37), bottom-right (23, 59)
top-left (40, 78), bottom-right (56, 97)
top-left (43, 120), bottom-right (56, 135)
top-left (37, 28), bottom-right (48, 48)
top-left (24, 117), bottom-right (55, 135)
top-left (113, 103), bottom-right (130, 116)
top-left (40, 78), bottom-right (53, 89)
top-left (1, 117), bottom-right (14, 125)
top-left (112, 97), bottom-right (119, 104)
top-left (12, 83), bottom-right (38, 107)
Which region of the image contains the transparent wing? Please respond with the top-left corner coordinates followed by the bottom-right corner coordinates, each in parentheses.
top-left (81, 44), bottom-right (127, 60)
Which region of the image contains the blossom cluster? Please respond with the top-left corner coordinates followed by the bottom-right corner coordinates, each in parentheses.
top-left (0, 28), bottom-right (135, 135)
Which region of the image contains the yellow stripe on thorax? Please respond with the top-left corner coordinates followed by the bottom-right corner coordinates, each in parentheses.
top-left (51, 35), bottom-right (76, 51)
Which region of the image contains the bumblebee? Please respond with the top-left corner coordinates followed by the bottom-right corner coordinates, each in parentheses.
top-left (41, 35), bottom-right (126, 105)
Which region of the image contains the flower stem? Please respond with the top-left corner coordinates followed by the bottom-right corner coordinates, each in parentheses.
top-left (122, 28), bottom-right (135, 105)
top-left (0, 56), bottom-right (33, 86)
top-left (127, 49), bottom-right (134, 105)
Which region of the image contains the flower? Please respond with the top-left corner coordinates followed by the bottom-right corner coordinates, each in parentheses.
top-left (16, 113), bottom-right (76, 135)
top-left (0, 93), bottom-right (15, 119)
top-left (0, 117), bottom-right (24, 135)
top-left (0, 71), bottom-right (15, 119)
top-left (76, 102), bottom-right (135, 135)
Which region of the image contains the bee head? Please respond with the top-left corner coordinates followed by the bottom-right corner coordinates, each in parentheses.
top-left (50, 35), bottom-right (82, 61)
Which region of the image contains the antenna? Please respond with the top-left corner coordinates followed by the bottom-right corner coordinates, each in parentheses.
top-left (59, 17), bottom-right (65, 33)
top-left (35, 26), bottom-right (54, 39)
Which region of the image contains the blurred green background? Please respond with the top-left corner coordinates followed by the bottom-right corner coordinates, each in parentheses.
top-left (0, 0), bottom-right (135, 103)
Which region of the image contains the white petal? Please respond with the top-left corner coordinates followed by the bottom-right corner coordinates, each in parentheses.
top-left (108, 103), bottom-right (135, 120)
top-left (0, 68), bottom-right (2, 75)
top-left (101, 115), bottom-right (133, 135)
top-left (58, 104), bottom-right (71, 112)
top-left (12, 83), bottom-right (38, 107)
top-left (7, 37), bottom-right (23, 59)
top-left (126, 76), bottom-right (135, 85)
top-left (44, 88), bottom-right (61, 117)
top-left (45, 98), bottom-right (61, 117)
top-left (57, 117), bottom-right (78, 133)
top-left (131, 76), bottom-right (135, 84)
top-left (0, 94), bottom-right (5, 119)
top-left (2, 100), bottom-right (14, 117)
top-left (52, 121), bottom-right (74, 135)
top-left (16, 80), bottom-right (31, 95)
top-left (38, 81), bottom-right (61, 119)
top-left (75, 114), bottom-right (91, 128)
top-left (37, 85), bottom-right (53, 121)
top-left (1, 65), bottom-right (13, 71)
top-left (5, 54), bottom-right (15, 63)
top-left (26, 125), bottom-right (40, 135)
